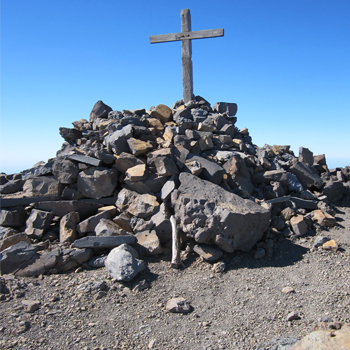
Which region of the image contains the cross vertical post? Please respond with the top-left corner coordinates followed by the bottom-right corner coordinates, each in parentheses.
top-left (181, 9), bottom-right (194, 104)
top-left (150, 9), bottom-right (224, 104)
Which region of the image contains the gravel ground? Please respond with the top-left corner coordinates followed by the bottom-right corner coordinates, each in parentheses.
top-left (1, 200), bottom-right (350, 350)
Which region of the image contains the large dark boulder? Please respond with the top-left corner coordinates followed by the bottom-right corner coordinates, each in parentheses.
top-left (172, 173), bottom-right (270, 253)
top-left (89, 100), bottom-right (113, 122)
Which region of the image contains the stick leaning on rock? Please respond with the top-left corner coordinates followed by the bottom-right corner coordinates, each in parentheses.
top-left (170, 215), bottom-right (181, 268)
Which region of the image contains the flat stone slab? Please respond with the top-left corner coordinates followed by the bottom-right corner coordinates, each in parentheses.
top-left (33, 201), bottom-right (102, 220)
top-left (193, 244), bottom-right (223, 261)
top-left (72, 236), bottom-right (136, 249)
top-left (67, 154), bottom-right (102, 167)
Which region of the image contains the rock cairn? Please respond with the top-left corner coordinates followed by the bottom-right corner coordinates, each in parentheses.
top-left (1, 96), bottom-right (350, 280)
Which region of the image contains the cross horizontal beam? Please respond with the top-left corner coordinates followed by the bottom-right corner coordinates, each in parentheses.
top-left (150, 28), bottom-right (224, 44)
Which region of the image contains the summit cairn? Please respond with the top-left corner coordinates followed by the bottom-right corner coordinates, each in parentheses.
top-left (1, 96), bottom-right (350, 279)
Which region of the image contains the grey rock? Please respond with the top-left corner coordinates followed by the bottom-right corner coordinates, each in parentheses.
top-left (67, 154), bottom-right (102, 167)
top-left (223, 155), bottom-right (253, 195)
top-left (0, 179), bottom-right (24, 194)
top-left (113, 152), bottom-right (145, 173)
top-left (0, 226), bottom-right (19, 240)
top-left (298, 147), bottom-right (314, 167)
top-left (25, 209), bottom-right (54, 239)
top-left (105, 243), bottom-right (145, 281)
top-left (288, 162), bottom-right (323, 190)
top-left (286, 311), bottom-right (301, 321)
top-left (193, 244), bottom-right (223, 261)
top-left (0, 232), bottom-right (32, 252)
top-left (0, 241), bottom-right (37, 275)
top-left (77, 167), bottom-right (118, 199)
top-left (116, 188), bottom-right (160, 218)
top-left (153, 156), bottom-right (179, 177)
top-left (173, 173), bottom-right (270, 252)
top-left (150, 203), bottom-right (172, 244)
top-left (312, 236), bottom-right (330, 250)
top-left (160, 175), bottom-right (179, 202)
top-left (59, 211), bottom-right (80, 243)
top-left (105, 124), bottom-right (133, 155)
top-left (287, 172), bottom-right (304, 193)
top-left (59, 127), bottom-right (82, 142)
top-left (33, 201), bottom-right (102, 220)
top-left (88, 255), bottom-right (107, 268)
top-left (95, 218), bottom-right (128, 236)
top-left (0, 207), bottom-right (27, 227)
top-left (322, 181), bottom-right (346, 203)
top-left (52, 159), bottom-right (79, 184)
top-left (213, 102), bottom-right (238, 116)
top-left (290, 197), bottom-right (318, 210)
top-left (72, 235), bottom-right (136, 249)
top-left (186, 154), bottom-right (224, 185)
top-left (40, 248), bottom-right (61, 269)
top-left (173, 108), bottom-right (197, 129)
top-left (95, 151), bottom-right (116, 165)
top-left (90, 100), bottom-right (113, 122)
top-left (21, 161), bottom-right (54, 180)
top-left (135, 230), bottom-right (162, 256)
top-left (166, 297), bottom-right (191, 314)
top-left (69, 248), bottom-right (93, 265)
top-left (76, 210), bottom-right (111, 236)
top-left (22, 299), bottom-right (41, 313)
top-left (252, 170), bottom-right (288, 185)
top-left (75, 280), bottom-right (108, 294)
top-left (23, 176), bottom-right (63, 197)
top-left (254, 247), bottom-right (266, 259)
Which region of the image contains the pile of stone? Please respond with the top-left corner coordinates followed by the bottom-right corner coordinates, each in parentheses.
top-left (1, 96), bottom-right (350, 280)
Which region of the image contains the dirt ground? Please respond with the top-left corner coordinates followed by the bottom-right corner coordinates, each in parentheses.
top-left (1, 198), bottom-right (350, 350)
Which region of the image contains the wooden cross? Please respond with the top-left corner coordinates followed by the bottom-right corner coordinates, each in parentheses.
top-left (150, 9), bottom-right (224, 104)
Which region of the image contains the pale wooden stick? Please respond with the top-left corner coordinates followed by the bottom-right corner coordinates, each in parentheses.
top-left (170, 215), bottom-right (181, 268)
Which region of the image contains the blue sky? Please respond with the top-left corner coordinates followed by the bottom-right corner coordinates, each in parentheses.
top-left (1, 0), bottom-right (349, 174)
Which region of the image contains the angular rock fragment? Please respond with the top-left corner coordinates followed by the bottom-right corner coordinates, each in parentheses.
top-left (105, 243), bottom-right (145, 281)
top-left (0, 241), bottom-right (37, 275)
top-left (77, 167), bottom-right (118, 199)
top-left (0, 232), bottom-right (32, 252)
top-left (186, 155), bottom-right (224, 185)
top-left (95, 218), bottom-right (128, 236)
top-left (288, 162), bottom-right (323, 190)
top-left (116, 188), bottom-right (159, 218)
top-left (0, 207), bottom-right (27, 227)
top-left (193, 244), bottom-right (223, 261)
top-left (125, 164), bottom-right (149, 182)
top-left (312, 210), bottom-right (336, 227)
top-left (290, 215), bottom-right (308, 236)
top-left (151, 104), bottom-right (173, 123)
top-left (113, 152), bottom-right (145, 173)
top-left (127, 138), bottom-right (154, 156)
top-left (90, 100), bottom-right (112, 122)
top-left (135, 230), bottom-right (163, 255)
top-left (166, 297), bottom-right (191, 314)
top-left (60, 212), bottom-right (80, 243)
top-left (23, 176), bottom-right (63, 197)
top-left (105, 124), bottom-right (133, 155)
top-left (25, 209), bottom-right (54, 239)
top-left (52, 159), bottom-right (79, 184)
top-left (213, 102), bottom-right (237, 116)
top-left (76, 210), bottom-right (111, 236)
